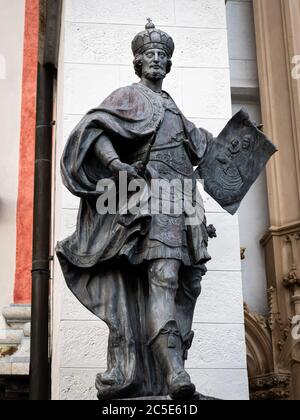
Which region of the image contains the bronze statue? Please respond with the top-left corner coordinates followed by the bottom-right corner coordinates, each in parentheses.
top-left (56, 19), bottom-right (276, 400)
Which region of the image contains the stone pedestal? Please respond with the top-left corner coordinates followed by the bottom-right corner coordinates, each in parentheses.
top-left (121, 393), bottom-right (219, 401)
top-left (0, 305), bottom-right (31, 376)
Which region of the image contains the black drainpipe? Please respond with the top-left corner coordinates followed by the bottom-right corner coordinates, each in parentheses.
top-left (29, 62), bottom-right (55, 400)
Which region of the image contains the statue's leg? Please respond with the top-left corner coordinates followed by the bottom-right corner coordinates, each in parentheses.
top-left (147, 259), bottom-right (179, 336)
top-left (176, 265), bottom-right (204, 361)
top-left (147, 259), bottom-right (196, 399)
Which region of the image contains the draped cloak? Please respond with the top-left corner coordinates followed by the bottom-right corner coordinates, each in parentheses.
top-left (56, 83), bottom-right (212, 399)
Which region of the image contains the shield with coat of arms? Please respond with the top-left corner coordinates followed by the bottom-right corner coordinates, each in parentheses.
top-left (195, 109), bottom-right (277, 215)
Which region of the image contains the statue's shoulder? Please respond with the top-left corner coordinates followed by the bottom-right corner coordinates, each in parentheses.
top-left (102, 84), bottom-right (143, 106)
top-left (97, 84), bottom-right (162, 122)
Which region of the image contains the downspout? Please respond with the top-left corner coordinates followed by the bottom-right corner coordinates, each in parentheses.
top-left (29, 62), bottom-right (55, 401)
top-left (29, 0), bottom-right (61, 400)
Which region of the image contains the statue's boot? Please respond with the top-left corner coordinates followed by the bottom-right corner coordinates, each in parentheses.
top-left (151, 321), bottom-right (196, 400)
top-left (99, 367), bottom-right (125, 386)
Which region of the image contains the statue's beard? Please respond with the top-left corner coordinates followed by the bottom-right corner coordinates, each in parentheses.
top-left (142, 68), bottom-right (167, 81)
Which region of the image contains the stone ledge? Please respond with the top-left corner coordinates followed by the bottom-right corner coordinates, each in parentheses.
top-left (2, 306), bottom-right (31, 330)
top-left (0, 305), bottom-right (31, 378)
top-left (0, 362), bottom-right (12, 375)
top-left (0, 362), bottom-right (29, 376)
top-left (0, 330), bottom-right (23, 345)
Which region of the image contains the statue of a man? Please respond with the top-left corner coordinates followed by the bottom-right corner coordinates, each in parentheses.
top-left (57, 20), bottom-right (276, 400)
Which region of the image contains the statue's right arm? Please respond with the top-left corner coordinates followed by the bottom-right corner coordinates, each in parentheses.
top-left (93, 133), bottom-right (120, 170)
top-left (93, 133), bottom-right (138, 178)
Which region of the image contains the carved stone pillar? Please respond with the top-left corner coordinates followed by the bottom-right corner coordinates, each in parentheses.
top-left (253, 0), bottom-right (300, 400)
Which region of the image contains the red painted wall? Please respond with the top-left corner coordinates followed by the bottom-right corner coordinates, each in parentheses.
top-left (14, 0), bottom-right (39, 304)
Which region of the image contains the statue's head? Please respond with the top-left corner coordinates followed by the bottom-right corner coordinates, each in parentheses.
top-left (132, 19), bottom-right (174, 80)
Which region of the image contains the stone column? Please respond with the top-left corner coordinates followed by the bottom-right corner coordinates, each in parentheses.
top-left (253, 0), bottom-right (300, 400)
top-left (14, 0), bottom-right (39, 304)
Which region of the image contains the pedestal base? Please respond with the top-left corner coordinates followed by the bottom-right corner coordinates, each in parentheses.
top-left (121, 392), bottom-right (219, 401)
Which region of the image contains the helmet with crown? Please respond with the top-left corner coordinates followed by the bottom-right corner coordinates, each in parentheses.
top-left (131, 18), bottom-right (175, 58)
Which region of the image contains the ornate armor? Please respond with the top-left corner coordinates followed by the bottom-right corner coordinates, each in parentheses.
top-left (118, 92), bottom-right (210, 265)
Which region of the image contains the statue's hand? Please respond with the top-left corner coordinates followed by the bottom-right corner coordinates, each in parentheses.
top-left (132, 160), bottom-right (146, 175)
top-left (108, 159), bottom-right (139, 179)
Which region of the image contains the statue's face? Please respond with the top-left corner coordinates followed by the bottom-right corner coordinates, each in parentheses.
top-left (141, 48), bottom-right (168, 80)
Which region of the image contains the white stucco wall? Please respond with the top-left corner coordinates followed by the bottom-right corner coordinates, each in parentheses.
top-left (227, 0), bottom-right (258, 90)
top-left (52, 0), bottom-right (249, 400)
top-left (0, 0), bottom-right (25, 332)
top-left (227, 0), bottom-right (269, 315)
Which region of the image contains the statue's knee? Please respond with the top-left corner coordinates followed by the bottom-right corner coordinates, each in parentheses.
top-left (155, 267), bottom-right (178, 289)
top-left (148, 261), bottom-right (179, 290)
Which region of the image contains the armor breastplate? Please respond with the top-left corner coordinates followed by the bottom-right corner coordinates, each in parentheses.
top-left (148, 100), bottom-right (194, 177)
top-left (126, 93), bottom-right (194, 177)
